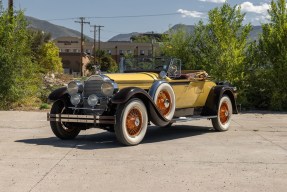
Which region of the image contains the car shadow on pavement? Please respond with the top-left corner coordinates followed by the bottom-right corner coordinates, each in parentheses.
top-left (15, 125), bottom-right (214, 150)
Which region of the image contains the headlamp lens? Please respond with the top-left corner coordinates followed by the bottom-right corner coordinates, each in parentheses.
top-left (101, 82), bottom-right (114, 96)
top-left (88, 94), bottom-right (99, 107)
top-left (70, 94), bottom-right (81, 106)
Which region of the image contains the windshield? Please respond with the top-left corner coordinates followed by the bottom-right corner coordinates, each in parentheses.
top-left (121, 57), bottom-right (172, 72)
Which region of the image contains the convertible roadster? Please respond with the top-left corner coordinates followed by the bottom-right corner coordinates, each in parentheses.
top-left (47, 57), bottom-right (238, 145)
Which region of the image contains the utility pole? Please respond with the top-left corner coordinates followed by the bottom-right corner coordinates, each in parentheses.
top-left (75, 17), bottom-right (90, 77)
top-left (151, 31), bottom-right (155, 57)
top-left (91, 25), bottom-right (97, 65)
top-left (8, 0), bottom-right (13, 10)
top-left (97, 25), bottom-right (104, 51)
top-left (8, 0), bottom-right (13, 20)
top-left (97, 25), bottom-right (104, 66)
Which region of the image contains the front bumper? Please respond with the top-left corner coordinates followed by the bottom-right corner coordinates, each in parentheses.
top-left (47, 113), bottom-right (115, 124)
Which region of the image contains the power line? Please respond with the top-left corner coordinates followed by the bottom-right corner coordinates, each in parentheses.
top-left (47, 12), bottom-right (181, 21)
top-left (87, 12), bottom-right (181, 19)
top-left (48, 17), bottom-right (78, 21)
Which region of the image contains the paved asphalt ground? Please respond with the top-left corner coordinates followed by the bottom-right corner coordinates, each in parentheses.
top-left (0, 111), bottom-right (286, 192)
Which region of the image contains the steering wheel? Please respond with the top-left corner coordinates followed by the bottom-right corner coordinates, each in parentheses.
top-left (168, 65), bottom-right (178, 76)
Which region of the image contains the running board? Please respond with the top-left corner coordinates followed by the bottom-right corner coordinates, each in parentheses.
top-left (172, 115), bottom-right (217, 123)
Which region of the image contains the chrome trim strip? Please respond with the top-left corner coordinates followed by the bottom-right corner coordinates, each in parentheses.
top-left (68, 107), bottom-right (104, 111)
top-left (47, 113), bottom-right (115, 124)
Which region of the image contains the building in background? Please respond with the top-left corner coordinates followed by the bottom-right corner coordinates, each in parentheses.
top-left (54, 36), bottom-right (160, 75)
top-left (54, 37), bottom-right (92, 76)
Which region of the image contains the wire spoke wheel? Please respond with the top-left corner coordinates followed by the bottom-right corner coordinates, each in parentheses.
top-left (156, 90), bottom-right (172, 116)
top-left (126, 108), bottom-right (143, 137)
top-left (219, 102), bottom-right (229, 125)
top-left (212, 95), bottom-right (232, 132)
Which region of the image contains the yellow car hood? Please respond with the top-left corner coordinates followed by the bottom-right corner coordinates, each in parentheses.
top-left (105, 72), bottom-right (159, 89)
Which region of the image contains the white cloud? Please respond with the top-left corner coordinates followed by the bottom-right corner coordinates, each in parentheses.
top-left (177, 9), bottom-right (204, 18)
top-left (239, 2), bottom-right (272, 24)
top-left (252, 14), bottom-right (271, 23)
top-left (240, 2), bottom-right (270, 14)
top-left (199, 0), bottom-right (226, 3)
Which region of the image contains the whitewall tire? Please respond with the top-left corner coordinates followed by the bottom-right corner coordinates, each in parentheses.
top-left (153, 83), bottom-right (176, 120)
top-left (115, 99), bottom-right (148, 146)
top-left (212, 95), bottom-right (233, 131)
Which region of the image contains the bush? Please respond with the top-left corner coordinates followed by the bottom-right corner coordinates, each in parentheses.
top-left (39, 103), bottom-right (50, 110)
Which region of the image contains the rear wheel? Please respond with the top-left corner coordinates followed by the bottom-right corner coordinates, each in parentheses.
top-left (50, 100), bottom-right (80, 139)
top-left (115, 99), bottom-right (148, 146)
top-left (212, 95), bottom-right (232, 131)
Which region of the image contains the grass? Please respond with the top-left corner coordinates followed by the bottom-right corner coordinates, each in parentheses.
top-left (39, 103), bottom-right (50, 110)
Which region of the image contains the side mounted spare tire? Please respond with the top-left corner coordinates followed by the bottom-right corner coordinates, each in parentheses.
top-left (152, 83), bottom-right (176, 120)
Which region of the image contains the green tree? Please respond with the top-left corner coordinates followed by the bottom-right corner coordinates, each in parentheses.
top-left (240, 41), bottom-right (272, 109)
top-left (193, 3), bottom-right (252, 85)
top-left (161, 27), bottom-right (194, 69)
top-left (29, 30), bottom-right (51, 52)
top-left (37, 41), bottom-right (63, 74)
top-left (255, 0), bottom-right (287, 110)
top-left (86, 50), bottom-right (118, 73)
top-left (0, 7), bottom-right (39, 109)
top-left (28, 30), bottom-right (62, 74)
top-left (131, 35), bottom-right (150, 43)
top-left (131, 33), bottom-right (167, 43)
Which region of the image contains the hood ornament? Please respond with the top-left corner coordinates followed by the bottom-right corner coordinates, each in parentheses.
top-left (92, 65), bottom-right (101, 75)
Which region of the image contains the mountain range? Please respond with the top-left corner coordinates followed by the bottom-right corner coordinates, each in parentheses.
top-left (26, 16), bottom-right (93, 41)
top-left (110, 24), bottom-right (262, 42)
top-left (26, 16), bottom-right (262, 42)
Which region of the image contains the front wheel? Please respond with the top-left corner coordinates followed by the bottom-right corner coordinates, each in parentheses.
top-left (115, 99), bottom-right (148, 146)
top-left (50, 100), bottom-right (80, 140)
top-left (212, 95), bottom-right (233, 131)
top-left (153, 83), bottom-right (175, 120)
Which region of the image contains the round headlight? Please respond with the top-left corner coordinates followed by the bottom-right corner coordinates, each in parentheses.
top-left (70, 94), bottom-right (81, 106)
top-left (88, 94), bottom-right (99, 107)
top-left (67, 81), bottom-right (83, 95)
top-left (101, 82), bottom-right (114, 96)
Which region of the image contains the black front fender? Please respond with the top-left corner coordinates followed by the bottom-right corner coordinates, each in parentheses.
top-left (48, 87), bottom-right (68, 103)
top-left (202, 85), bottom-right (238, 116)
top-left (111, 87), bottom-right (170, 126)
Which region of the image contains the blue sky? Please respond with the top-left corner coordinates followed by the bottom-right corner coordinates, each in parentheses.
top-left (1, 0), bottom-right (273, 41)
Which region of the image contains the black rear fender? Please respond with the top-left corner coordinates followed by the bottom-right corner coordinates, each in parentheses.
top-left (202, 85), bottom-right (238, 116)
top-left (111, 87), bottom-right (170, 126)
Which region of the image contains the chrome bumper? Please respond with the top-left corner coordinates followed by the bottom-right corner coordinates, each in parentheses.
top-left (47, 113), bottom-right (115, 124)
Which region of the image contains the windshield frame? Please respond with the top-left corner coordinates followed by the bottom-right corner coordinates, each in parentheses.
top-left (120, 57), bottom-right (181, 77)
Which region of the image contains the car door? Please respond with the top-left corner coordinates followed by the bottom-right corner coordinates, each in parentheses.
top-left (170, 79), bottom-right (205, 108)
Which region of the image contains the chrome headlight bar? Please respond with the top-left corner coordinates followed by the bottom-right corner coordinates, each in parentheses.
top-left (67, 75), bottom-right (118, 107)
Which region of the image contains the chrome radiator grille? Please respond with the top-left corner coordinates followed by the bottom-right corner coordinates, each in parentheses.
top-left (83, 80), bottom-right (104, 97)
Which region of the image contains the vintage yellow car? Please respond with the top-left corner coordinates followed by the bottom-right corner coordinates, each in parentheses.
top-left (47, 58), bottom-right (238, 145)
